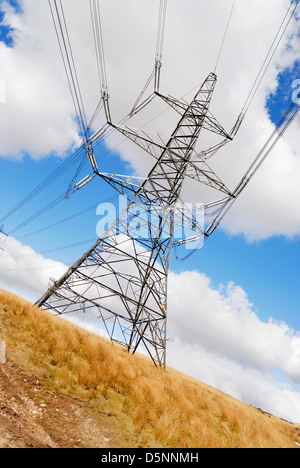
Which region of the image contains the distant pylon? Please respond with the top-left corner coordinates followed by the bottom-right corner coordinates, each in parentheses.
top-left (36, 73), bottom-right (239, 367)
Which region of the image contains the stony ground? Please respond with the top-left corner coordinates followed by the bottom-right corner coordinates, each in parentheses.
top-left (0, 361), bottom-right (136, 448)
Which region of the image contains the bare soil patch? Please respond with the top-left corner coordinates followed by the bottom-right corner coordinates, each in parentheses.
top-left (0, 361), bottom-right (135, 448)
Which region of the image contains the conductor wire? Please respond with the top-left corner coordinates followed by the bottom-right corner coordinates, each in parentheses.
top-left (214, 0), bottom-right (236, 73)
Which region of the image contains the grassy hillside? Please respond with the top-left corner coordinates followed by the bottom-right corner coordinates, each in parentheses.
top-left (0, 289), bottom-right (299, 448)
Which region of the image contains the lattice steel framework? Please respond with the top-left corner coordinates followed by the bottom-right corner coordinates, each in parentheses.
top-left (6, 0), bottom-right (297, 367)
top-left (37, 71), bottom-right (243, 367)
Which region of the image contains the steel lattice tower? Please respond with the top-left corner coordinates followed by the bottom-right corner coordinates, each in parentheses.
top-left (6, 0), bottom-right (297, 367)
top-left (37, 71), bottom-right (240, 367)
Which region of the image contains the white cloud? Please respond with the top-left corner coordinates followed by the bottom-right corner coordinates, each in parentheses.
top-left (0, 234), bottom-right (67, 298)
top-left (167, 270), bottom-right (300, 423)
top-left (0, 0), bottom-right (81, 157)
top-left (168, 271), bottom-right (300, 382)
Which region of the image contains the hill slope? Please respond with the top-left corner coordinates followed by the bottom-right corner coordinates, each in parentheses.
top-left (0, 289), bottom-right (299, 449)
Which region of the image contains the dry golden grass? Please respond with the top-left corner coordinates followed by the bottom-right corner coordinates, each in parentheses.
top-left (0, 289), bottom-right (299, 448)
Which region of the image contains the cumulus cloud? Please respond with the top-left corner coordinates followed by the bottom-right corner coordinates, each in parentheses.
top-left (168, 271), bottom-right (300, 384)
top-left (167, 270), bottom-right (300, 423)
top-left (0, 0), bottom-right (81, 157)
top-left (0, 234), bottom-right (67, 298)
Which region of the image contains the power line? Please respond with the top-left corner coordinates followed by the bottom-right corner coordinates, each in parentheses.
top-left (214, 0), bottom-right (236, 73)
top-left (206, 100), bottom-right (300, 238)
top-left (7, 193), bottom-right (66, 237)
top-left (0, 144), bottom-right (87, 226)
top-left (0, 238), bottom-right (98, 261)
top-left (49, 0), bottom-right (89, 141)
top-left (19, 195), bottom-right (117, 240)
top-left (18, 203), bottom-right (99, 240)
top-left (90, 0), bottom-right (108, 95)
top-left (156, 0), bottom-right (168, 63)
top-left (241, 0), bottom-right (300, 114)
top-left (175, 100), bottom-right (300, 262)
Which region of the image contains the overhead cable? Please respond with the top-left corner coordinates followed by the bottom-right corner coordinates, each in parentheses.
top-left (241, 0), bottom-right (300, 115)
top-left (206, 100), bottom-right (300, 237)
top-left (49, 0), bottom-right (89, 140)
top-left (214, 0), bottom-right (236, 73)
top-left (90, 0), bottom-right (108, 95)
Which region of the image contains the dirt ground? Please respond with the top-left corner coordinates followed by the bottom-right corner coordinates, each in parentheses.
top-left (0, 361), bottom-right (136, 449)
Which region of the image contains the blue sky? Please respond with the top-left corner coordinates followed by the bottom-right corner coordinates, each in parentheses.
top-left (1, 0), bottom-right (300, 423)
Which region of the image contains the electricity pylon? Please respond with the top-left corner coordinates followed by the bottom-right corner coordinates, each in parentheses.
top-left (17, 0), bottom-right (300, 367)
top-left (37, 71), bottom-right (242, 367)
